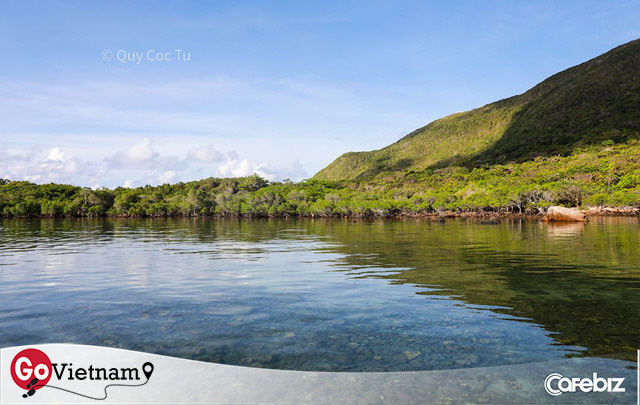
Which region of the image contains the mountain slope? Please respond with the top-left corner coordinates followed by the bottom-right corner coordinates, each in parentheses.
top-left (314, 39), bottom-right (640, 181)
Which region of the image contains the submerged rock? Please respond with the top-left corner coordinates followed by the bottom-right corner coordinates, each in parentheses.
top-left (544, 206), bottom-right (588, 222)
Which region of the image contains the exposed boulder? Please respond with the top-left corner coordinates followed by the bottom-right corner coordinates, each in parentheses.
top-left (544, 206), bottom-right (588, 222)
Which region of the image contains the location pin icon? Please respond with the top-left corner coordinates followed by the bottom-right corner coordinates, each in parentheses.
top-left (142, 362), bottom-right (154, 380)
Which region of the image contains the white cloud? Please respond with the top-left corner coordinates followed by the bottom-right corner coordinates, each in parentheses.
top-left (46, 147), bottom-right (70, 162)
top-left (263, 160), bottom-right (308, 181)
top-left (0, 146), bottom-right (87, 184)
top-left (186, 145), bottom-right (224, 163)
top-left (106, 138), bottom-right (157, 167)
top-left (218, 156), bottom-right (269, 179)
top-left (216, 154), bottom-right (308, 181)
top-left (158, 170), bottom-right (177, 183)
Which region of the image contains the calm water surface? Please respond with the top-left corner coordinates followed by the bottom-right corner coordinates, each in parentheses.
top-left (0, 218), bottom-right (638, 371)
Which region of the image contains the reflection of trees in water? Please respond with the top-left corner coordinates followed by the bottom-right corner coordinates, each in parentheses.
top-left (304, 218), bottom-right (640, 363)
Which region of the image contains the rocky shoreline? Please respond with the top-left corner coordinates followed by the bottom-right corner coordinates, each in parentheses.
top-left (3, 207), bottom-right (638, 220)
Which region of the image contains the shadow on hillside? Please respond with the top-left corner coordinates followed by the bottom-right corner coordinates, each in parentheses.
top-left (428, 39), bottom-right (640, 169)
top-left (356, 156), bottom-right (416, 180)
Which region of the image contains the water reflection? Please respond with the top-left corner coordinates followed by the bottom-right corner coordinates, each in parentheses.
top-left (0, 217), bottom-right (638, 371)
top-left (545, 221), bottom-right (587, 239)
top-left (310, 218), bottom-right (640, 363)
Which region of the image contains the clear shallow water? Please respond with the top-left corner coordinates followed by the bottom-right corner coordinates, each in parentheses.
top-left (0, 218), bottom-right (638, 371)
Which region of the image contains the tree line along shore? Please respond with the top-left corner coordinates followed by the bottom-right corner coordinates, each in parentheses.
top-left (1, 142), bottom-right (639, 219)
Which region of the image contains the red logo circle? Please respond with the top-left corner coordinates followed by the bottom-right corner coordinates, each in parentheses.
top-left (10, 349), bottom-right (52, 390)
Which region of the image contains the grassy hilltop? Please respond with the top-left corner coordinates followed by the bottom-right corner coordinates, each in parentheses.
top-left (1, 40), bottom-right (640, 218)
top-left (314, 39), bottom-right (640, 181)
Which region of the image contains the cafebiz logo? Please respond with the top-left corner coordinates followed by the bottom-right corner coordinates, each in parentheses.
top-left (10, 348), bottom-right (154, 400)
top-left (544, 372), bottom-right (625, 396)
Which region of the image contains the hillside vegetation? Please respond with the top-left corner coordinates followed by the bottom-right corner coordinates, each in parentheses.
top-left (314, 39), bottom-right (640, 181)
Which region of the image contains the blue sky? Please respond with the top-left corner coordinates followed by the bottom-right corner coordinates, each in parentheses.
top-left (1, 1), bottom-right (639, 187)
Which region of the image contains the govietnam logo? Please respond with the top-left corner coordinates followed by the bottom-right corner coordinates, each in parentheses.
top-left (10, 349), bottom-right (52, 398)
top-left (544, 372), bottom-right (625, 396)
top-left (10, 348), bottom-right (154, 400)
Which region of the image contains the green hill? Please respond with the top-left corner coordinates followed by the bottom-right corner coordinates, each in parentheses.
top-left (314, 39), bottom-right (640, 181)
